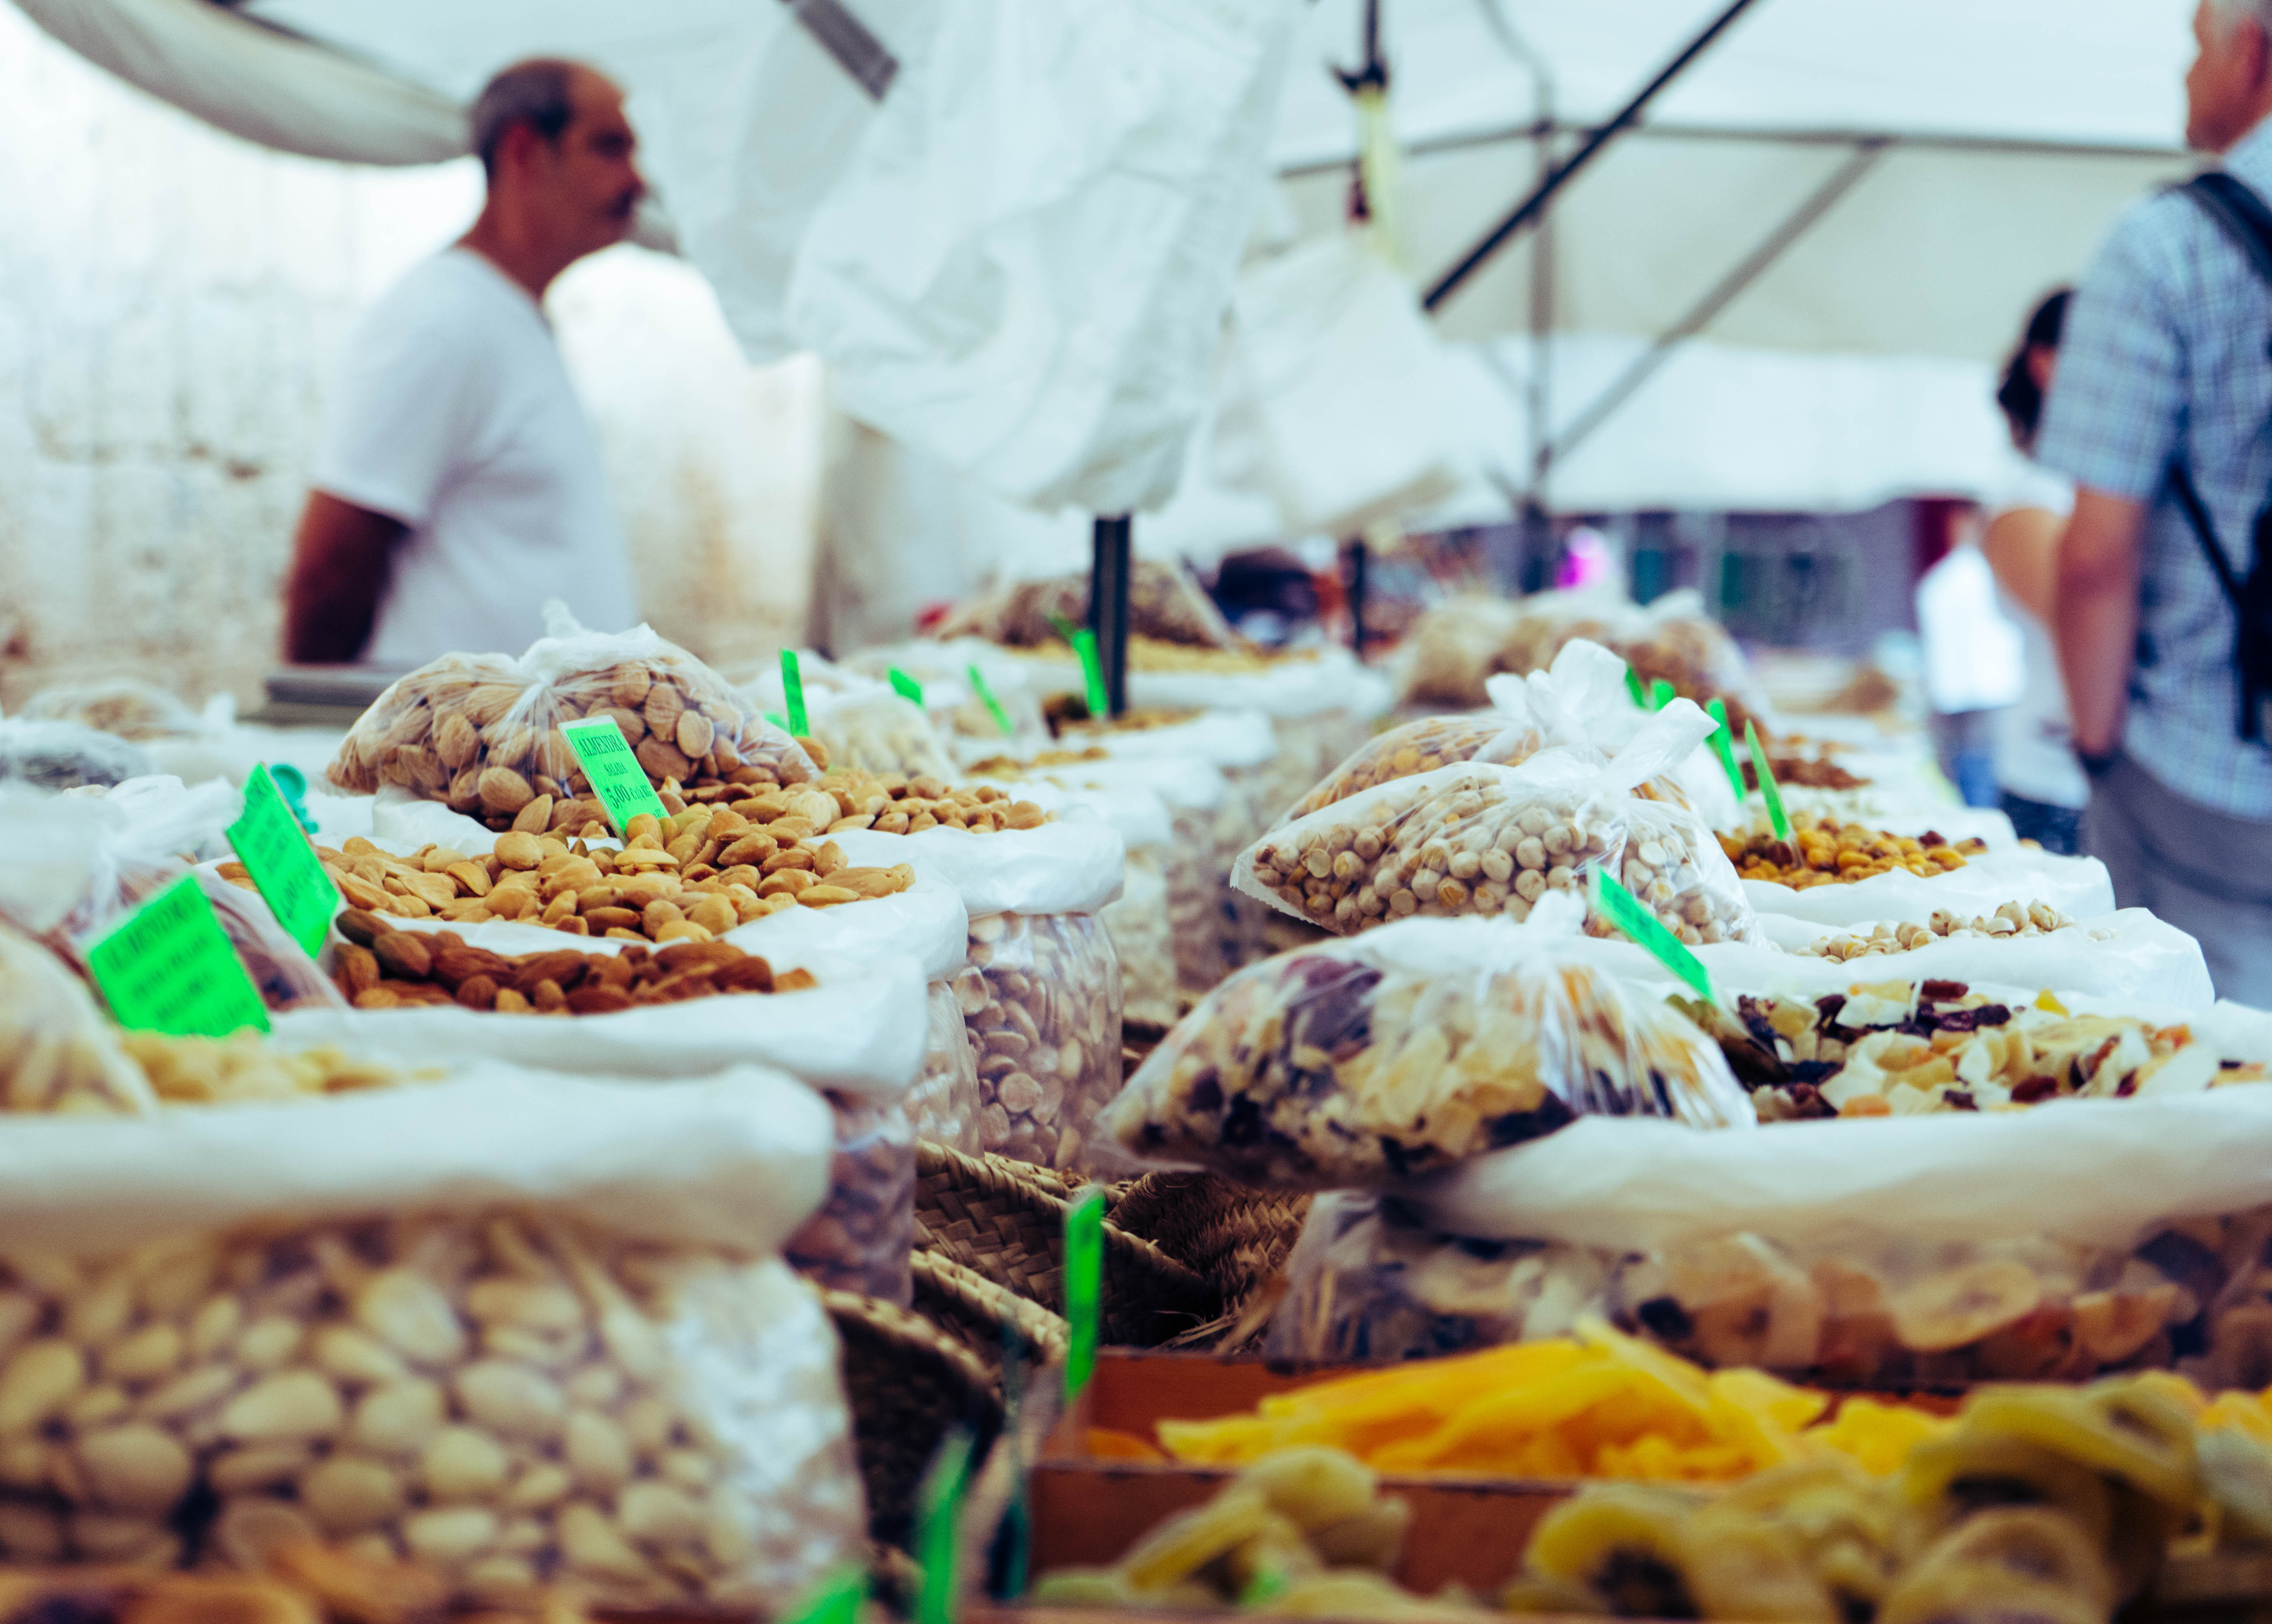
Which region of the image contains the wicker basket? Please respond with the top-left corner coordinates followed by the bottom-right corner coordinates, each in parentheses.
top-left (914, 1248), bottom-right (1069, 1379)
top-left (824, 1288), bottom-right (1000, 1552)
top-left (1108, 1172), bottom-right (1312, 1354)
top-left (914, 1142), bottom-right (1219, 1346)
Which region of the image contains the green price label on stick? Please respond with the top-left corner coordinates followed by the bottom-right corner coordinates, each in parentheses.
top-left (783, 1566), bottom-right (867, 1624)
top-left (781, 648), bottom-right (810, 739)
top-left (559, 716), bottom-right (668, 836)
top-left (1593, 869), bottom-right (1715, 1005)
top-left (1625, 665), bottom-right (1647, 706)
top-left (1745, 719), bottom-right (1791, 841)
top-left (1071, 629), bottom-right (1110, 720)
top-left (916, 1425), bottom-right (975, 1624)
top-left (226, 764), bottom-right (340, 959)
top-left (1705, 700), bottom-right (1746, 802)
top-left (966, 664), bottom-right (1015, 738)
top-left (87, 873), bottom-right (270, 1038)
top-left (1063, 1186), bottom-right (1106, 1408)
top-left (888, 667), bottom-right (924, 707)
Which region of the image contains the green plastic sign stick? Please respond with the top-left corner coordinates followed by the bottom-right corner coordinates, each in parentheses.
top-left (1625, 665), bottom-right (1647, 706)
top-left (1045, 612), bottom-right (1082, 646)
top-left (1063, 1186), bottom-right (1106, 1407)
top-left (1240, 1568), bottom-right (1294, 1607)
top-left (1649, 678), bottom-right (1675, 711)
top-left (916, 1426), bottom-right (975, 1624)
top-left (781, 649), bottom-right (810, 739)
top-left (764, 710), bottom-right (790, 731)
top-left (998, 1321), bottom-right (1031, 1598)
top-left (87, 873), bottom-right (270, 1038)
top-left (1070, 629), bottom-right (1109, 720)
top-left (227, 764), bottom-right (340, 958)
top-left (888, 667), bottom-right (925, 707)
top-left (784, 1566), bottom-right (866, 1624)
top-left (1593, 869), bottom-right (1715, 1005)
top-left (1745, 719), bottom-right (1791, 841)
top-left (966, 665), bottom-right (1015, 738)
top-left (559, 716), bottom-right (669, 836)
top-left (1705, 699), bottom-right (1745, 801)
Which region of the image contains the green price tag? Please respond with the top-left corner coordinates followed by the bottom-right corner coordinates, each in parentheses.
top-left (966, 664), bottom-right (1015, 738)
top-left (1240, 1568), bottom-right (1293, 1607)
top-left (87, 873), bottom-right (270, 1038)
top-left (1064, 1186), bottom-right (1106, 1408)
top-left (888, 667), bottom-right (924, 707)
top-left (226, 764), bottom-right (339, 959)
top-left (1706, 699), bottom-right (1745, 801)
top-left (1649, 679), bottom-right (1675, 711)
top-left (559, 716), bottom-right (669, 836)
top-left (1625, 665), bottom-right (1647, 706)
top-left (783, 1566), bottom-right (866, 1624)
top-left (782, 648), bottom-right (810, 739)
top-left (1070, 629), bottom-right (1110, 720)
top-left (1745, 719), bottom-right (1791, 840)
top-left (916, 1425), bottom-right (974, 1624)
top-left (1592, 869), bottom-right (1715, 1005)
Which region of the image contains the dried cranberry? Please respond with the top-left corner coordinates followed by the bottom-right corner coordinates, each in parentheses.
top-left (1921, 979), bottom-right (1968, 1001)
top-left (2011, 1075), bottom-right (2059, 1104)
top-left (1814, 992), bottom-right (1848, 1026)
top-left (1919, 830), bottom-right (1948, 848)
top-left (1944, 1089), bottom-right (1978, 1111)
top-left (1220, 1094), bottom-right (1263, 1146)
top-left (1186, 1069), bottom-right (1222, 1114)
top-left (2117, 1073), bottom-right (2139, 1098)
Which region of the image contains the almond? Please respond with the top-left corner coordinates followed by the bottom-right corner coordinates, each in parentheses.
top-left (478, 767), bottom-right (536, 816)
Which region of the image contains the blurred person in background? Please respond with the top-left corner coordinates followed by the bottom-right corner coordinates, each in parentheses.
top-left (2039, 0), bottom-right (2272, 1000)
top-left (1981, 289), bottom-right (2087, 855)
top-left (282, 59), bottom-right (643, 667)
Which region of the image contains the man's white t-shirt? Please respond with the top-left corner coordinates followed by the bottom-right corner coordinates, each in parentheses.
top-left (313, 248), bottom-right (636, 666)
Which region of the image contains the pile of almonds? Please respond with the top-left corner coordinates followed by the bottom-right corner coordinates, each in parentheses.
top-left (814, 769), bottom-right (1046, 835)
top-left (330, 917), bottom-right (813, 1014)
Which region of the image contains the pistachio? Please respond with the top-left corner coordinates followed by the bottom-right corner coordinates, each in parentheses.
top-left (102, 1323), bottom-right (183, 1387)
top-left (421, 1424), bottom-right (512, 1501)
top-left (218, 1369), bottom-right (343, 1443)
top-left (618, 1479), bottom-right (706, 1548)
top-left (350, 1380), bottom-right (445, 1459)
top-left (0, 1339), bottom-right (85, 1433)
top-left (559, 1500), bottom-right (652, 1581)
top-left (75, 1424), bottom-right (192, 1514)
top-left (313, 1325), bottom-right (410, 1386)
top-left (565, 1408), bottom-right (635, 1494)
top-left (301, 1454), bottom-right (406, 1535)
top-left (234, 1315), bottom-right (305, 1371)
top-left (208, 1444), bottom-right (314, 1495)
top-left (457, 1360), bottom-right (564, 1442)
top-left (356, 1269), bottom-right (466, 1366)
top-left (403, 1505), bottom-right (501, 1564)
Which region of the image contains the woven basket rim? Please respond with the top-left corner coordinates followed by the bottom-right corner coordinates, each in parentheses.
top-left (823, 1285), bottom-right (998, 1399)
top-left (914, 1248), bottom-right (1070, 1358)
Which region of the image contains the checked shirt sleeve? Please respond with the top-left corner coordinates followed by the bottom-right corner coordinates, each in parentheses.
top-left (2035, 207), bottom-right (2188, 505)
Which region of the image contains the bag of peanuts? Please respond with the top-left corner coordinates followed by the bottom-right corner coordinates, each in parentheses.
top-left (327, 614), bottom-right (818, 832)
top-left (1099, 907), bottom-right (1752, 1190)
top-left (908, 980), bottom-right (984, 1153)
top-left (1234, 702), bottom-right (1759, 947)
top-left (993, 780), bottom-right (1178, 1028)
top-left (0, 1063), bottom-right (864, 1600)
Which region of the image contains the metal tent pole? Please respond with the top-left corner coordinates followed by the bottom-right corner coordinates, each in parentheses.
top-left (1088, 516), bottom-right (1132, 717)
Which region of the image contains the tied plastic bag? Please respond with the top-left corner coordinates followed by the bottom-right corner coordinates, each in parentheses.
top-left (934, 559), bottom-right (1244, 650)
top-left (0, 924), bottom-right (158, 1114)
top-left (1236, 703), bottom-right (1758, 946)
top-left (15, 680), bottom-right (209, 742)
top-left (731, 655), bottom-right (955, 781)
top-left (0, 719), bottom-right (154, 791)
top-left (785, 1094), bottom-right (916, 1304)
top-left (1099, 909), bottom-right (1753, 1189)
top-left (328, 617), bottom-right (816, 831)
top-left (1276, 713), bottom-right (1545, 827)
top-left (1106, 849), bottom-right (1178, 1030)
top-left (0, 1065), bottom-right (860, 1598)
top-left (950, 912), bottom-right (1122, 1168)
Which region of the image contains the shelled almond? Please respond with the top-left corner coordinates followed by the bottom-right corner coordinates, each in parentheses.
top-left (329, 916), bottom-right (815, 1013)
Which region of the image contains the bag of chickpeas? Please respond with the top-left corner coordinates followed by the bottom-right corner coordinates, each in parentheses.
top-left (1235, 702), bottom-right (1760, 949)
top-left (0, 1063), bottom-right (863, 1603)
top-left (327, 614), bottom-right (818, 833)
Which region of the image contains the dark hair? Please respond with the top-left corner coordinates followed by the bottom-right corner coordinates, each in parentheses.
top-left (1996, 287), bottom-right (2072, 449)
top-left (469, 59), bottom-right (582, 178)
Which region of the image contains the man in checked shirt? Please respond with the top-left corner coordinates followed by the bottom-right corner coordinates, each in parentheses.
top-left (2041, 0), bottom-right (2272, 1001)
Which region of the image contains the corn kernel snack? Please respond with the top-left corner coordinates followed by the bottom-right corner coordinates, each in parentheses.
top-left (1721, 813), bottom-right (1988, 889)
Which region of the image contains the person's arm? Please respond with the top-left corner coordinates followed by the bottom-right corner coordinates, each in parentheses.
top-left (282, 492), bottom-right (405, 663)
top-left (1980, 506), bottom-right (2063, 626)
top-left (2053, 486), bottom-right (2150, 760)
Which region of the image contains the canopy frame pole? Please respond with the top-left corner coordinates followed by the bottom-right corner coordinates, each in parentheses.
top-left (1545, 137), bottom-right (1889, 472)
top-left (1421, 0), bottom-right (1762, 312)
top-left (1088, 516), bottom-right (1132, 717)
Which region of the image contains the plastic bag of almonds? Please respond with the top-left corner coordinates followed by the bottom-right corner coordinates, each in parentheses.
top-left (328, 622), bottom-right (816, 831)
top-left (1275, 713), bottom-right (1546, 827)
top-left (1234, 705), bottom-right (1758, 947)
top-left (907, 982), bottom-right (983, 1155)
top-left (783, 1096), bottom-right (916, 1304)
top-left (0, 1065), bottom-right (860, 1603)
top-left (948, 913), bottom-right (1123, 1169)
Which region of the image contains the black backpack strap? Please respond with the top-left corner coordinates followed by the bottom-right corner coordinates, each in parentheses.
top-left (2168, 171), bottom-right (2272, 608)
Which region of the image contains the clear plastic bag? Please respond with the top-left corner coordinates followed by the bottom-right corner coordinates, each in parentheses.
top-left (0, 923), bottom-right (159, 1114)
top-left (934, 559), bottom-right (1242, 650)
top-left (785, 1095), bottom-right (916, 1304)
top-left (328, 621), bottom-right (817, 831)
top-left (1103, 850), bottom-right (1177, 1029)
top-left (15, 680), bottom-right (207, 742)
top-left (907, 980), bottom-right (983, 1153)
top-left (1394, 597), bottom-right (1520, 709)
top-left (1236, 705), bottom-right (1758, 947)
top-left (0, 1210), bottom-right (862, 1599)
top-left (732, 656), bottom-right (956, 781)
top-left (949, 911), bottom-right (1123, 1168)
top-left (0, 719), bottom-right (155, 791)
top-left (1279, 713), bottom-right (1545, 826)
top-left (1101, 911), bottom-right (1752, 1189)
